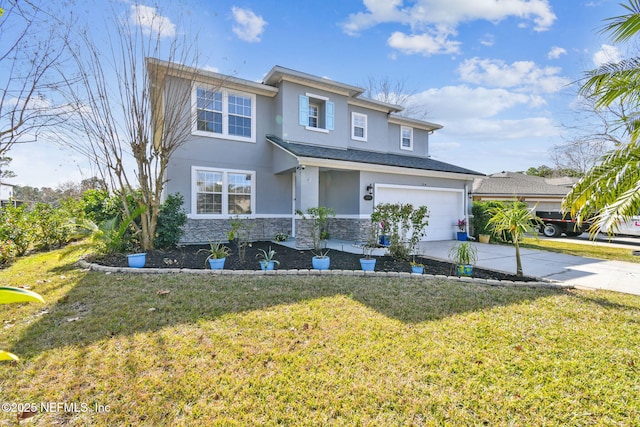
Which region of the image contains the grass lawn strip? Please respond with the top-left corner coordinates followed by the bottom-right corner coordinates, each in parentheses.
top-left (0, 248), bottom-right (639, 425)
top-left (522, 237), bottom-right (640, 263)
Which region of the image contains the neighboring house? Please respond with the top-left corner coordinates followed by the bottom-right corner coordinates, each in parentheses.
top-left (150, 58), bottom-right (484, 247)
top-left (0, 183), bottom-right (16, 208)
top-left (471, 172), bottom-right (578, 211)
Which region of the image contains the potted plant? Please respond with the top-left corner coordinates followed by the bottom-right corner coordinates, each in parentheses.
top-left (456, 218), bottom-right (468, 241)
top-left (298, 206), bottom-right (335, 270)
top-left (359, 226), bottom-right (378, 271)
top-left (198, 241), bottom-right (231, 270)
top-left (256, 246), bottom-right (280, 270)
top-left (127, 252), bottom-right (146, 268)
top-left (448, 241), bottom-right (478, 277)
top-left (478, 234), bottom-right (490, 244)
top-left (378, 221), bottom-right (390, 246)
top-left (311, 248), bottom-right (330, 270)
top-left (410, 259), bottom-right (424, 274)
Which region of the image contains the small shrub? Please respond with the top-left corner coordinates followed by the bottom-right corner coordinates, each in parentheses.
top-left (274, 232), bottom-right (288, 242)
top-left (297, 206), bottom-right (336, 252)
top-left (371, 203), bottom-right (429, 261)
top-left (227, 215), bottom-right (255, 262)
top-left (28, 203), bottom-right (72, 250)
top-left (0, 204), bottom-right (31, 256)
top-left (0, 240), bottom-right (17, 265)
top-left (155, 193), bottom-right (187, 249)
top-left (81, 189), bottom-right (120, 224)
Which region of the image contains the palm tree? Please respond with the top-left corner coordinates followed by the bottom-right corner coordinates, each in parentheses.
top-left (564, 0), bottom-right (640, 235)
top-left (487, 203), bottom-right (540, 277)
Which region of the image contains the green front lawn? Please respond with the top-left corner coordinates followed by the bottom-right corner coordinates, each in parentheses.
top-left (522, 237), bottom-right (640, 263)
top-left (1, 249), bottom-right (639, 425)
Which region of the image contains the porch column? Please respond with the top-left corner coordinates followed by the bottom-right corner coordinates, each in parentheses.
top-left (296, 166), bottom-right (319, 212)
top-left (295, 165), bottom-right (319, 249)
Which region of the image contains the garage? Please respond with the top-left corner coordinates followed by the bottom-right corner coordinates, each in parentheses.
top-left (374, 184), bottom-right (465, 241)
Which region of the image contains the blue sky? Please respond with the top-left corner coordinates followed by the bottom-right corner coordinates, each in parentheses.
top-left (8, 0), bottom-right (628, 186)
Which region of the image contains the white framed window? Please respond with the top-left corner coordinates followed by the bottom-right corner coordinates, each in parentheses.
top-left (400, 126), bottom-right (413, 151)
top-left (191, 166), bottom-right (255, 217)
top-left (193, 85), bottom-right (256, 143)
top-left (299, 93), bottom-right (334, 132)
top-left (308, 103), bottom-right (319, 128)
top-left (351, 112), bottom-right (367, 141)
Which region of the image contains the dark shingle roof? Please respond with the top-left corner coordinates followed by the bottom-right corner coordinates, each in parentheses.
top-left (267, 135), bottom-right (483, 176)
top-left (472, 172), bottom-right (577, 196)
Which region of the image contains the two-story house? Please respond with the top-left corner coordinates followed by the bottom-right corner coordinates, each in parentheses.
top-left (149, 58), bottom-right (483, 248)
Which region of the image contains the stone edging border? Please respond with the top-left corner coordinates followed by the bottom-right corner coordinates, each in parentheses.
top-left (76, 260), bottom-right (574, 291)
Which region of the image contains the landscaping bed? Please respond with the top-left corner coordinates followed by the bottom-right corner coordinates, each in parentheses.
top-left (92, 240), bottom-right (537, 282)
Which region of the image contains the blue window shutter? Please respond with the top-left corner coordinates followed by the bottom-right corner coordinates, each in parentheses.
top-left (326, 101), bottom-right (334, 131)
top-left (299, 95), bottom-right (309, 126)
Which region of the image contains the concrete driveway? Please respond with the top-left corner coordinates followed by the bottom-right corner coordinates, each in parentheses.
top-left (416, 240), bottom-right (640, 296)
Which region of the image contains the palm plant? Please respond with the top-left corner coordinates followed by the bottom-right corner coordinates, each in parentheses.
top-left (487, 202), bottom-right (540, 277)
top-left (61, 206), bottom-right (146, 257)
top-left (564, 0), bottom-right (640, 235)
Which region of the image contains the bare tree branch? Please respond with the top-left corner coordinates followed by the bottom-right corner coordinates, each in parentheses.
top-left (59, 3), bottom-right (203, 250)
top-left (361, 75), bottom-right (429, 120)
top-left (0, 1), bottom-right (75, 156)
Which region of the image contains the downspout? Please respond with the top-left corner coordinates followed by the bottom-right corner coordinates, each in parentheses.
top-left (465, 182), bottom-right (470, 236)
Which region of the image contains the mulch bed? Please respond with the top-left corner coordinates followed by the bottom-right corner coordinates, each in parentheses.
top-left (92, 241), bottom-right (537, 282)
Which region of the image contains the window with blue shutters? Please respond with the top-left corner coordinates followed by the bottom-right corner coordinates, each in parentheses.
top-left (299, 93), bottom-right (334, 132)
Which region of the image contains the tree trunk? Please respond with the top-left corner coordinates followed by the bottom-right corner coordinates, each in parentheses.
top-left (514, 239), bottom-right (523, 277)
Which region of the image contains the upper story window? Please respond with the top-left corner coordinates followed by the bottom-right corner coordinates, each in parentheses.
top-left (308, 103), bottom-right (319, 128)
top-left (299, 93), bottom-right (334, 133)
top-left (400, 126), bottom-right (413, 151)
top-left (193, 85), bottom-right (256, 143)
top-left (192, 166), bottom-right (255, 217)
top-left (351, 112), bottom-right (367, 142)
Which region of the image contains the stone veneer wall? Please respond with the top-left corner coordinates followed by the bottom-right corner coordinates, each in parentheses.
top-left (181, 217), bottom-right (374, 248)
top-left (294, 218), bottom-right (373, 249)
top-left (180, 218), bottom-right (291, 244)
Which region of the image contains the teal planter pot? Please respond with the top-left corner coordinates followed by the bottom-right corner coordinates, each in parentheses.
top-left (260, 261), bottom-right (275, 271)
top-left (208, 258), bottom-right (226, 270)
top-left (359, 258), bottom-right (376, 271)
top-left (312, 256), bottom-right (330, 270)
top-left (411, 265), bottom-right (424, 274)
top-left (457, 264), bottom-right (473, 277)
top-left (127, 253), bottom-right (146, 268)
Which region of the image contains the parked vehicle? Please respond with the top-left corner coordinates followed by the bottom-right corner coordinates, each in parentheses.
top-left (536, 211), bottom-right (588, 238)
top-left (536, 210), bottom-right (640, 238)
top-left (606, 216), bottom-right (640, 237)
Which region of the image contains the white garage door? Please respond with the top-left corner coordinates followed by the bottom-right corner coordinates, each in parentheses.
top-left (375, 184), bottom-right (464, 241)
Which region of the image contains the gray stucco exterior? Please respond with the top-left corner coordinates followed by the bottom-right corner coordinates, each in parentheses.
top-left (151, 59), bottom-right (483, 247)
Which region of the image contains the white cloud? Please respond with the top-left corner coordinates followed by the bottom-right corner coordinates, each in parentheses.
top-left (593, 44), bottom-right (622, 67)
top-left (547, 46), bottom-right (567, 59)
top-left (231, 7), bottom-right (267, 43)
top-left (457, 57), bottom-right (569, 93)
top-left (129, 5), bottom-right (176, 38)
top-left (448, 117), bottom-right (559, 139)
top-left (412, 85), bottom-right (533, 120)
top-left (480, 34), bottom-right (495, 47)
top-left (341, 0), bottom-right (407, 36)
top-left (409, 85), bottom-right (560, 145)
top-left (387, 31), bottom-right (461, 56)
top-left (342, 0), bottom-right (556, 55)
